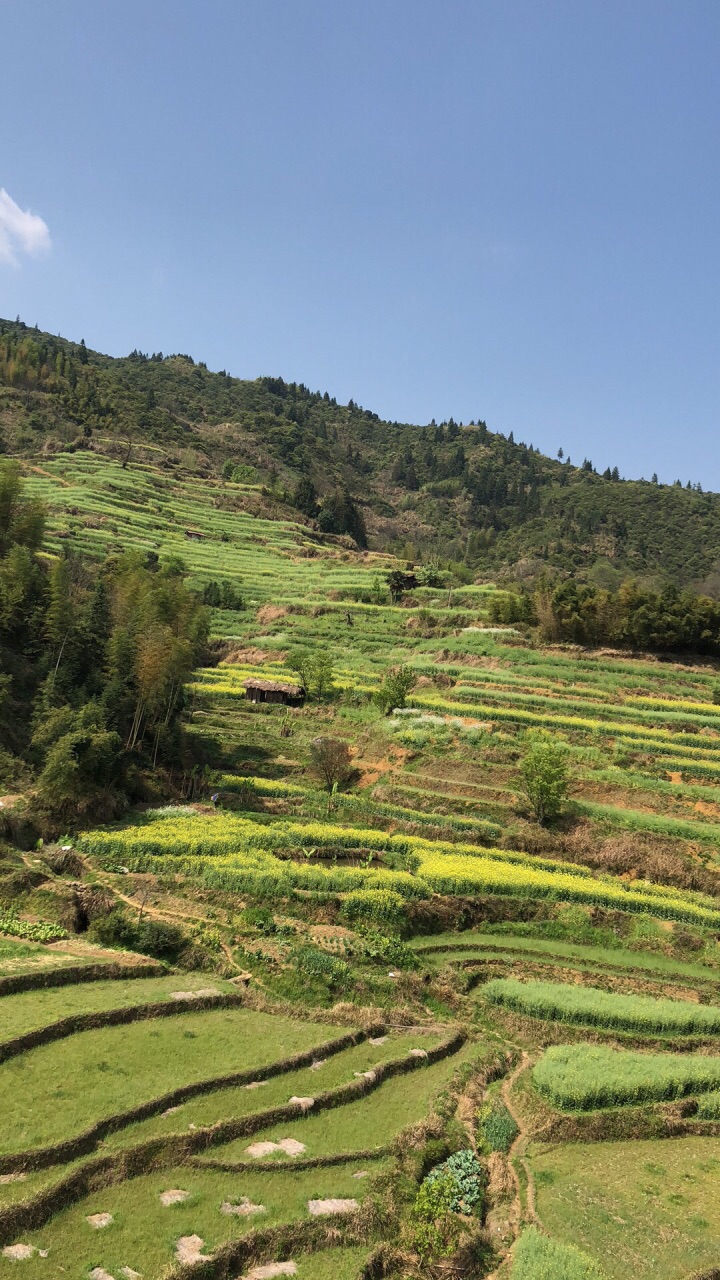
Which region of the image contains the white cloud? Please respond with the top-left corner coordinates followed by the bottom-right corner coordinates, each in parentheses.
top-left (0, 188), bottom-right (51, 266)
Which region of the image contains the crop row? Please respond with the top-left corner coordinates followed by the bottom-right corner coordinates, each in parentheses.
top-left (78, 810), bottom-right (638, 883)
top-left (575, 799), bottom-right (720, 845)
top-left (408, 692), bottom-right (720, 752)
top-left (219, 774), bottom-right (310, 797)
top-left (533, 1042), bottom-right (720, 1110)
top-left (77, 812), bottom-right (720, 923)
top-left (483, 977), bottom-right (720, 1035)
top-left (415, 852), bottom-right (720, 924)
top-left (0, 913), bottom-right (67, 943)
top-left (451, 682), bottom-right (720, 730)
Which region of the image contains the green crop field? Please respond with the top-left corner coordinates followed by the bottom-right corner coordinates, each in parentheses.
top-left (533, 1042), bottom-right (720, 1110)
top-left (0, 973), bottom-right (239, 1041)
top-left (0, 1007), bottom-right (340, 1156)
top-left (482, 977), bottom-right (720, 1036)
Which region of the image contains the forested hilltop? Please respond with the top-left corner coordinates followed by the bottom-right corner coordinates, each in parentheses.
top-left (2, 317), bottom-right (720, 588)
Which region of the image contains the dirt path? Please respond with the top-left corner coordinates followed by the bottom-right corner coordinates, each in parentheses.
top-left (485, 1051), bottom-right (542, 1280)
top-left (501, 1051), bottom-right (540, 1227)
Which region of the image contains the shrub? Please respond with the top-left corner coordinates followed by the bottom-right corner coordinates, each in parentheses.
top-left (383, 848), bottom-right (422, 874)
top-left (202, 579), bottom-right (244, 610)
top-left (341, 889), bottom-right (407, 928)
top-left (240, 905), bottom-right (277, 934)
top-left (511, 1227), bottom-right (604, 1279)
top-left (478, 1100), bottom-right (519, 1153)
top-left (88, 908), bottom-right (186, 962)
top-left (287, 647), bottom-right (334, 698)
top-left (518, 731), bottom-right (570, 824)
top-left (375, 665), bottom-right (417, 715)
top-left (696, 1090), bottom-right (720, 1119)
top-left (357, 928), bottom-right (417, 968)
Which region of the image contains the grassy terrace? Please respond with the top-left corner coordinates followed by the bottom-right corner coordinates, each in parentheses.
top-left (21, 454), bottom-right (396, 604)
top-left (410, 931), bottom-right (720, 985)
top-left (0, 1008), bottom-right (339, 1155)
top-left (530, 1137), bottom-right (720, 1280)
top-left (0, 973), bottom-right (237, 1041)
top-left (0, 1163), bottom-right (377, 1279)
top-left (102, 1030), bottom-right (442, 1150)
top-left (199, 1045), bottom-right (476, 1163)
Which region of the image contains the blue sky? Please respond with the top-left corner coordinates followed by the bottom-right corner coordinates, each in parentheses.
top-left (2, 1), bottom-right (720, 485)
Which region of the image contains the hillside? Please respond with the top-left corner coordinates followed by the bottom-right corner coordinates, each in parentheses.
top-left (6, 319), bottom-right (720, 1277)
top-left (2, 317), bottom-right (720, 587)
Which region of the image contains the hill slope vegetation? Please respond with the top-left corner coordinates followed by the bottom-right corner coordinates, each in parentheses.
top-left (2, 316), bottom-right (720, 586)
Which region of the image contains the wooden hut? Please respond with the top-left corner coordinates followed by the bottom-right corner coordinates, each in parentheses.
top-left (243, 678), bottom-right (305, 706)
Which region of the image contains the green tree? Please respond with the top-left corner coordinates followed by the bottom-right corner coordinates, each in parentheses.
top-left (291, 475), bottom-right (319, 518)
top-left (287, 647), bottom-right (334, 698)
top-left (375, 665), bottom-right (416, 715)
top-left (34, 707), bottom-right (124, 823)
top-left (317, 488), bottom-right (367, 547)
top-left (519, 731), bottom-right (570, 824)
top-left (386, 569), bottom-right (418, 603)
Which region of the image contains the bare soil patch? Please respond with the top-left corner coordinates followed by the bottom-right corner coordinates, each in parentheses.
top-left (175, 1235), bottom-right (210, 1264)
top-left (160, 1188), bottom-right (190, 1206)
top-left (220, 1197), bottom-right (266, 1216)
top-left (307, 1198), bottom-right (359, 1216)
top-left (170, 987), bottom-right (220, 1000)
top-left (246, 1138), bottom-right (306, 1158)
top-left (87, 1212), bottom-right (113, 1228)
top-left (243, 1265), bottom-right (297, 1279)
top-left (256, 605), bottom-right (287, 624)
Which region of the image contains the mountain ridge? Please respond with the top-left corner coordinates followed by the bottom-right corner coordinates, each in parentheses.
top-left (2, 316), bottom-right (719, 590)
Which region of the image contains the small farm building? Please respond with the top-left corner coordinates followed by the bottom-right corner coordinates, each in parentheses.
top-left (243, 678), bottom-right (305, 706)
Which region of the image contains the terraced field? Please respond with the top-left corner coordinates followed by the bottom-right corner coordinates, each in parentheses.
top-left (0, 963), bottom-right (467, 1278)
top-left (9, 450), bottom-right (720, 1275)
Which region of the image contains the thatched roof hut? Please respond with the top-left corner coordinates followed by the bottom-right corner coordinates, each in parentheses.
top-left (243, 678), bottom-right (305, 706)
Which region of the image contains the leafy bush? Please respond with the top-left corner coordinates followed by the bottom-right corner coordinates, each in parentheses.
top-left (518, 730), bottom-right (570, 824)
top-left (357, 928), bottom-right (417, 968)
top-left (88, 908), bottom-right (186, 962)
top-left (309, 736), bottom-right (353, 791)
top-left (696, 1090), bottom-right (720, 1119)
top-left (411, 1170), bottom-right (462, 1260)
top-left (478, 1100), bottom-right (519, 1153)
top-left (292, 944), bottom-right (350, 989)
top-left (240, 905), bottom-right (278, 934)
top-left (375, 665), bottom-right (417, 715)
top-left (423, 1149), bottom-right (487, 1214)
top-left (202, 579), bottom-right (244, 610)
top-left (511, 1227), bottom-right (604, 1279)
top-left (383, 848), bottom-right (422, 874)
top-left (287, 647), bottom-right (334, 697)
